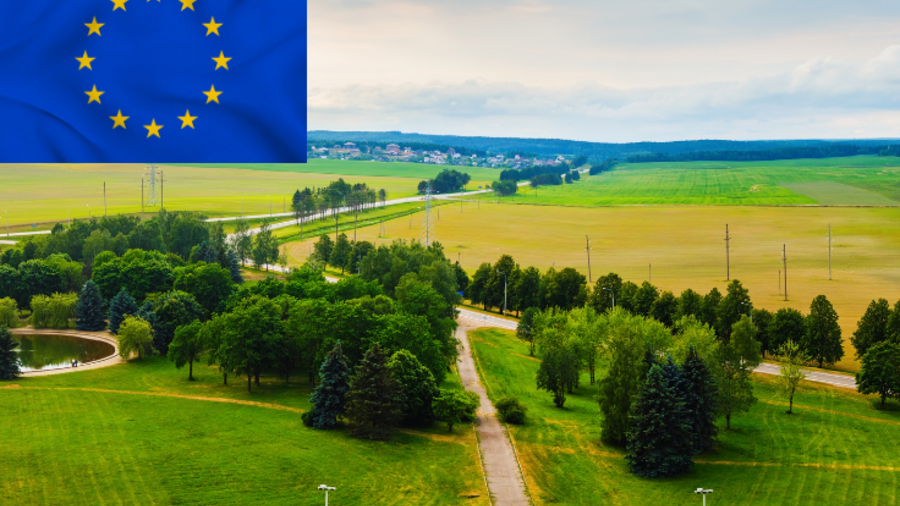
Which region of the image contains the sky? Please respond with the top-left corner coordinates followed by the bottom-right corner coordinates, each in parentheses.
top-left (308, 0), bottom-right (900, 142)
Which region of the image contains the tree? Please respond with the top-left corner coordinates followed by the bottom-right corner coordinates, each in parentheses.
top-left (676, 288), bottom-right (703, 320)
top-left (330, 233), bottom-right (352, 274)
top-left (715, 315), bottom-right (761, 429)
top-left (567, 306), bottom-right (606, 384)
top-left (388, 349), bottom-right (439, 426)
top-left (517, 307), bottom-right (539, 356)
top-left (345, 344), bottom-right (402, 440)
top-left (752, 308), bottom-right (774, 357)
top-left (433, 389), bottom-right (479, 432)
top-left (856, 341), bottom-right (900, 408)
top-left (0, 298), bottom-right (17, 328)
top-left (536, 345), bottom-right (579, 408)
top-left (74, 280), bottom-right (106, 331)
top-left (218, 296), bottom-right (282, 393)
top-left (491, 179), bottom-right (518, 196)
top-left (150, 291), bottom-right (204, 355)
top-left (632, 281), bottom-right (659, 317)
top-left (650, 291), bottom-right (678, 327)
top-left (542, 267), bottom-right (588, 311)
top-left (0, 325), bottom-right (20, 380)
top-left (775, 339), bottom-right (809, 414)
top-left (117, 316), bottom-right (154, 360)
top-left (716, 280), bottom-right (751, 341)
top-left (514, 267), bottom-right (541, 314)
top-left (680, 347), bottom-right (718, 453)
top-left (468, 263), bottom-right (492, 310)
top-left (700, 287), bottom-right (722, 329)
top-left (770, 308), bottom-right (805, 353)
top-left (852, 299), bottom-right (892, 359)
top-left (589, 273), bottom-right (622, 313)
top-left (803, 295), bottom-right (843, 368)
top-left (312, 234), bottom-right (334, 264)
top-left (252, 220), bottom-right (278, 271)
top-left (107, 289), bottom-right (138, 335)
top-left (173, 262), bottom-right (235, 316)
top-left (625, 364), bottom-right (694, 477)
top-left (306, 341), bottom-right (352, 429)
top-left (230, 218), bottom-right (253, 266)
top-left (168, 320), bottom-right (205, 381)
top-left (495, 396), bottom-right (527, 424)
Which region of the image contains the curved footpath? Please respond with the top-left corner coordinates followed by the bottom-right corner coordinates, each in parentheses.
top-left (13, 328), bottom-right (122, 377)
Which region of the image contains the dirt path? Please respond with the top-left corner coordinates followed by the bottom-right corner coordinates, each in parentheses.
top-left (456, 322), bottom-right (530, 506)
top-left (13, 328), bottom-right (123, 377)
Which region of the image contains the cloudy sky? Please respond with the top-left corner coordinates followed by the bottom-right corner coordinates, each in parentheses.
top-left (308, 0), bottom-right (900, 142)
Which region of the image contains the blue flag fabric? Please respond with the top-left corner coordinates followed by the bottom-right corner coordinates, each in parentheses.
top-left (0, 0), bottom-right (306, 163)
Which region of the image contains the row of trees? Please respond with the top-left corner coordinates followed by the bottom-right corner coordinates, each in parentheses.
top-left (418, 169), bottom-right (471, 194)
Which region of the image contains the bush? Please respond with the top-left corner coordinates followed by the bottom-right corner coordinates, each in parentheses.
top-left (433, 389), bottom-right (480, 432)
top-left (0, 297), bottom-right (18, 328)
top-left (495, 396), bottom-right (528, 424)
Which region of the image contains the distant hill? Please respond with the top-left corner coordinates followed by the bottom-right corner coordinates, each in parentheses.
top-left (307, 130), bottom-right (900, 159)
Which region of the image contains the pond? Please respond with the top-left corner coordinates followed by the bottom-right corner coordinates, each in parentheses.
top-left (13, 334), bottom-right (116, 372)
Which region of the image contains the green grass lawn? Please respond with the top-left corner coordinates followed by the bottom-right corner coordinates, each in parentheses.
top-left (0, 357), bottom-right (488, 506)
top-left (499, 156), bottom-right (900, 206)
top-left (469, 327), bottom-right (900, 506)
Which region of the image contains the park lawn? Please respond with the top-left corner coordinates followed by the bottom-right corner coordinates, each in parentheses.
top-left (1, 357), bottom-right (488, 506)
top-left (283, 203), bottom-right (900, 371)
top-left (499, 156), bottom-right (900, 207)
top-left (469, 327), bottom-right (900, 506)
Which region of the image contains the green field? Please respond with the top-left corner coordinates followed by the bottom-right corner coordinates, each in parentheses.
top-left (470, 327), bottom-right (900, 506)
top-left (0, 358), bottom-right (488, 506)
top-left (0, 160), bottom-right (498, 229)
top-left (501, 156), bottom-right (900, 206)
top-left (284, 203), bottom-right (900, 371)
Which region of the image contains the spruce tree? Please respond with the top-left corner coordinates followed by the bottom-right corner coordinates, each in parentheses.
top-left (626, 364), bottom-right (694, 477)
top-left (108, 288), bottom-right (138, 335)
top-left (75, 280), bottom-right (107, 331)
top-left (0, 325), bottom-right (20, 380)
top-left (680, 347), bottom-right (719, 453)
top-left (345, 344), bottom-right (402, 440)
top-left (388, 349), bottom-right (439, 426)
top-left (226, 249), bottom-right (244, 284)
top-left (307, 342), bottom-right (351, 429)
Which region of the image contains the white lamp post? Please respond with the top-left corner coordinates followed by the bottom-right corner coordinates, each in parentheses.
top-left (602, 286), bottom-right (615, 309)
top-left (318, 484), bottom-right (336, 505)
top-left (695, 488), bottom-right (713, 506)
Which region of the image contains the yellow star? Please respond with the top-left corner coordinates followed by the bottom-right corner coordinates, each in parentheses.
top-left (85, 85), bottom-right (105, 104)
top-left (178, 110), bottom-right (197, 129)
top-left (212, 51), bottom-right (232, 71)
top-left (203, 17), bottom-right (222, 36)
top-left (111, 0), bottom-right (129, 11)
top-left (76, 51), bottom-right (96, 71)
top-left (85, 17), bottom-right (104, 36)
top-left (144, 119), bottom-right (163, 138)
top-left (203, 84), bottom-right (222, 104)
top-left (110, 110), bottom-right (129, 129)
top-left (179, 0), bottom-right (197, 11)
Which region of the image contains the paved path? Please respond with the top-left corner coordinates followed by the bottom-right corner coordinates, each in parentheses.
top-left (456, 322), bottom-right (530, 506)
top-left (755, 361), bottom-right (857, 390)
top-left (14, 328), bottom-right (123, 377)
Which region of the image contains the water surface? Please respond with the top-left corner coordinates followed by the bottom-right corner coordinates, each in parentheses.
top-left (13, 334), bottom-right (115, 372)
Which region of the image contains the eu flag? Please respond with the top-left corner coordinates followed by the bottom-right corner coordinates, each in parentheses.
top-left (0, 0), bottom-right (307, 163)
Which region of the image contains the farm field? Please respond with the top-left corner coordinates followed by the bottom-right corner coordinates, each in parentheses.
top-left (502, 156), bottom-right (900, 206)
top-left (469, 327), bottom-right (900, 506)
top-left (0, 160), bottom-right (482, 229)
top-left (0, 357), bottom-right (488, 506)
top-left (283, 203), bottom-right (900, 371)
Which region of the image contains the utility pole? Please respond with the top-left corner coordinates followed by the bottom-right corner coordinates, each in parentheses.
top-left (103, 182), bottom-right (107, 217)
top-left (585, 235), bottom-right (592, 283)
top-left (783, 244), bottom-right (788, 301)
top-left (828, 224), bottom-right (832, 281)
top-left (725, 224), bottom-right (730, 281)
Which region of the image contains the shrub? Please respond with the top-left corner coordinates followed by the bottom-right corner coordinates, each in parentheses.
top-left (495, 396), bottom-right (527, 424)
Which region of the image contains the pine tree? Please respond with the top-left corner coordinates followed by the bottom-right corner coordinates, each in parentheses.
top-left (226, 249), bottom-right (244, 284)
top-left (680, 347), bottom-right (719, 453)
top-left (388, 349), bottom-right (439, 426)
top-left (108, 289), bottom-right (138, 335)
top-left (0, 325), bottom-right (20, 380)
top-left (345, 344), bottom-right (402, 440)
top-left (75, 280), bottom-right (107, 331)
top-left (307, 342), bottom-right (351, 429)
top-left (626, 364), bottom-right (694, 477)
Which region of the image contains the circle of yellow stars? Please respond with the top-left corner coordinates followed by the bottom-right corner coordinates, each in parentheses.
top-left (79, 0), bottom-right (230, 139)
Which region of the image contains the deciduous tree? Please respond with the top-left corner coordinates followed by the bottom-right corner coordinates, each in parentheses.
top-left (803, 295), bottom-right (843, 368)
top-left (852, 299), bottom-right (892, 359)
top-left (775, 339), bottom-right (809, 414)
top-left (856, 341), bottom-right (900, 408)
top-left (433, 389), bottom-right (479, 432)
top-left (714, 315), bottom-right (761, 430)
top-left (168, 320), bottom-right (205, 381)
top-left (388, 349), bottom-right (439, 426)
top-left (117, 316), bottom-right (154, 360)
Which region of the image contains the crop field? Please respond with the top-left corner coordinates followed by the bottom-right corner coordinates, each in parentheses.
top-left (283, 203), bottom-right (900, 371)
top-left (0, 160), bottom-right (481, 229)
top-left (502, 156), bottom-right (900, 206)
top-left (470, 327), bottom-right (900, 506)
top-left (0, 358), bottom-right (488, 506)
